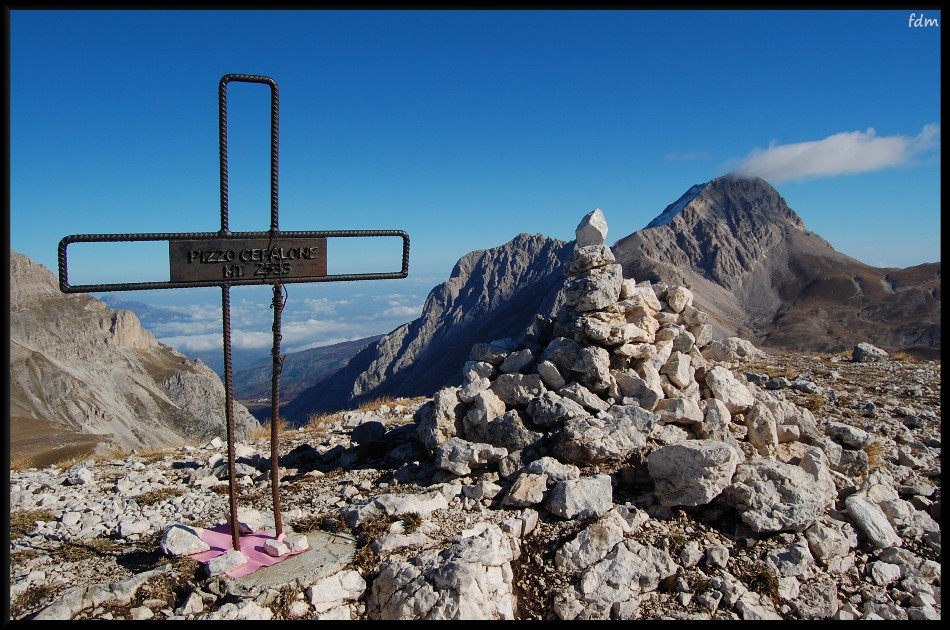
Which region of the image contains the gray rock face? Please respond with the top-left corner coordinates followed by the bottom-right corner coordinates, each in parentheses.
top-left (575, 208), bottom-right (609, 247)
top-left (648, 440), bottom-right (740, 506)
top-left (554, 415), bottom-right (648, 464)
top-left (701, 337), bottom-right (767, 363)
top-left (547, 475), bottom-right (613, 520)
top-left (704, 366), bottom-right (755, 412)
top-left (284, 233), bottom-right (572, 419)
top-left (620, 176), bottom-right (940, 358)
top-left (845, 493), bottom-right (902, 549)
top-left (554, 509), bottom-right (630, 573)
top-left (9, 250), bottom-right (257, 460)
top-left (555, 539), bottom-right (677, 619)
top-left (365, 524), bottom-right (517, 619)
top-left (721, 459), bottom-right (828, 532)
top-left (416, 387), bottom-right (466, 454)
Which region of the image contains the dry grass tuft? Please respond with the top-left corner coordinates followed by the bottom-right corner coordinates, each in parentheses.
top-left (799, 392), bottom-right (824, 413)
top-left (304, 411), bottom-right (337, 435)
top-left (57, 539), bottom-right (123, 562)
top-left (11, 548), bottom-right (42, 564)
top-left (351, 544), bottom-right (379, 575)
top-left (356, 514), bottom-right (397, 542)
top-left (270, 584), bottom-right (302, 619)
top-left (252, 416), bottom-right (291, 441)
top-left (50, 450), bottom-right (98, 470)
top-left (10, 509), bottom-right (57, 538)
top-left (864, 440), bottom-right (886, 470)
top-left (133, 447), bottom-right (176, 465)
top-left (743, 563), bottom-right (779, 599)
top-left (666, 533), bottom-right (688, 556)
top-left (357, 396), bottom-right (397, 412)
top-left (135, 487), bottom-right (185, 506)
top-left (400, 512), bottom-right (423, 534)
top-left (658, 574), bottom-right (678, 593)
top-left (764, 367), bottom-right (799, 380)
top-left (892, 351), bottom-right (923, 364)
top-left (11, 583), bottom-right (61, 619)
top-left (102, 443), bottom-right (132, 460)
top-left (10, 453), bottom-right (36, 471)
top-left (289, 511), bottom-right (346, 534)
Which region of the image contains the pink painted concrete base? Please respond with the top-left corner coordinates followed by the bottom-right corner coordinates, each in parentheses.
top-left (189, 525), bottom-right (308, 578)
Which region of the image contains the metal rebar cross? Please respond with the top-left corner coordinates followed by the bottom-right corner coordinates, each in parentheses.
top-left (58, 74), bottom-right (410, 552)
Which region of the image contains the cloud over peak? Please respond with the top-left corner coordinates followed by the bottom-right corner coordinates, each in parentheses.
top-left (731, 124), bottom-right (940, 182)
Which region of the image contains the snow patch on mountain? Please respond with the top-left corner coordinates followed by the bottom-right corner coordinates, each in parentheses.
top-left (645, 182), bottom-right (708, 228)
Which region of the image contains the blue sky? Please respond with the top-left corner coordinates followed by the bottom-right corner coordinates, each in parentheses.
top-left (9, 9), bottom-right (941, 366)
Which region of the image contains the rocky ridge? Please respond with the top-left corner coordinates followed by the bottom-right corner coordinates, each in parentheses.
top-left (284, 176), bottom-right (939, 421)
top-left (8, 212), bottom-right (941, 620)
top-left (9, 249), bottom-right (258, 464)
top-left (613, 176), bottom-right (941, 357)
top-left (283, 232), bottom-right (571, 418)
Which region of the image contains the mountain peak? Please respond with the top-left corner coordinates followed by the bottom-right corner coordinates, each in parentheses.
top-left (644, 175), bottom-right (805, 233)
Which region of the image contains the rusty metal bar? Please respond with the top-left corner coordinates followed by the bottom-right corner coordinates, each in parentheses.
top-left (221, 285), bottom-right (242, 551)
top-left (57, 230), bottom-right (410, 293)
top-left (217, 74), bottom-right (279, 232)
top-left (218, 75), bottom-right (282, 551)
top-left (269, 283), bottom-right (286, 538)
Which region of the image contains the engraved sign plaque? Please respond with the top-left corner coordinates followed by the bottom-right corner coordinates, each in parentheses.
top-left (169, 237), bottom-right (327, 282)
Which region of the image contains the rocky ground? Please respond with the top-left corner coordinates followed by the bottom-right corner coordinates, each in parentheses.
top-left (7, 212), bottom-right (942, 621)
top-left (8, 347), bottom-right (940, 621)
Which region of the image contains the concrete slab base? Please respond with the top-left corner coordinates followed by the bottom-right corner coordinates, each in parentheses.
top-left (219, 529), bottom-right (357, 597)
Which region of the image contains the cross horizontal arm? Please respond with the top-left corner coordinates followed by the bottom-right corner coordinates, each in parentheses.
top-left (58, 229), bottom-right (410, 293)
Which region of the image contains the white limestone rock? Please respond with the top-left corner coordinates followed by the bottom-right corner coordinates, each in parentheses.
top-left (648, 440), bottom-right (740, 507)
top-left (845, 493), bottom-right (902, 549)
top-left (547, 474), bottom-right (613, 520)
top-left (704, 365), bottom-right (755, 413)
top-left (160, 524), bottom-right (210, 556)
top-left (721, 459), bottom-right (828, 532)
top-left (575, 208), bottom-right (609, 247)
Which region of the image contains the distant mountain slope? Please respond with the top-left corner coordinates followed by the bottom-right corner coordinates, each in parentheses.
top-left (9, 250), bottom-right (258, 465)
top-left (282, 233), bottom-right (571, 421)
top-left (613, 175), bottom-right (940, 357)
top-left (235, 335), bottom-right (383, 422)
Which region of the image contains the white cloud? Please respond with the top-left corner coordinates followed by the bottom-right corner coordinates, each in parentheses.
top-left (159, 333), bottom-right (226, 353)
top-left (228, 331), bottom-right (275, 350)
top-left (301, 297), bottom-right (348, 313)
top-left (382, 304), bottom-right (423, 318)
top-left (138, 283), bottom-right (427, 361)
top-left (149, 320), bottom-right (221, 337)
top-left (731, 123), bottom-right (940, 182)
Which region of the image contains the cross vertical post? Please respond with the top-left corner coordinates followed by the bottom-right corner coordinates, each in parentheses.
top-left (58, 73), bottom-right (410, 558)
top-left (216, 74), bottom-right (283, 551)
top-left (269, 283), bottom-right (285, 538)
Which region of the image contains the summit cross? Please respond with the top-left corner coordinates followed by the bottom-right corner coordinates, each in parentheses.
top-left (58, 74), bottom-right (410, 551)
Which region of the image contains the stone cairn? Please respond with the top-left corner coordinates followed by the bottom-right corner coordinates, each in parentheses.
top-left (407, 208), bottom-right (935, 618)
